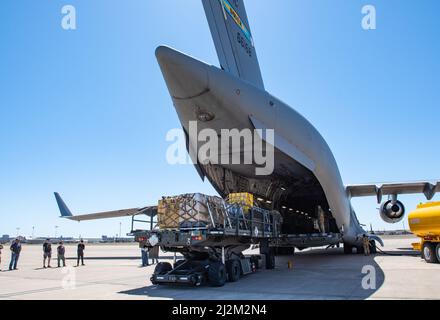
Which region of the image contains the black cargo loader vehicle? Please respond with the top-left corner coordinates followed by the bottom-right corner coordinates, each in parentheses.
top-left (130, 194), bottom-right (342, 287)
top-left (135, 202), bottom-right (281, 287)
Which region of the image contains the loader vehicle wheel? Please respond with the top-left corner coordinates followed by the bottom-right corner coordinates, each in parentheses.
top-left (154, 262), bottom-right (173, 275)
top-left (423, 243), bottom-right (439, 264)
top-left (173, 260), bottom-right (186, 269)
top-left (189, 274), bottom-right (198, 287)
top-left (226, 260), bottom-right (241, 282)
top-left (208, 262), bottom-right (227, 287)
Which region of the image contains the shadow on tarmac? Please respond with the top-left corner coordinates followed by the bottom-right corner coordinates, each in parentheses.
top-left (118, 248), bottom-right (389, 300)
top-left (64, 255), bottom-right (176, 261)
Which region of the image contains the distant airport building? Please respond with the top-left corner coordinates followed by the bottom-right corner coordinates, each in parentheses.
top-left (101, 235), bottom-right (134, 243)
top-left (101, 235), bottom-right (115, 242)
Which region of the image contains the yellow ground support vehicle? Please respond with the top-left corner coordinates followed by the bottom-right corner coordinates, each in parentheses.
top-left (408, 202), bottom-right (440, 263)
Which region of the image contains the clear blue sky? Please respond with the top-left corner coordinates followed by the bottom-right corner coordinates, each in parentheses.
top-left (1, 0), bottom-right (439, 238)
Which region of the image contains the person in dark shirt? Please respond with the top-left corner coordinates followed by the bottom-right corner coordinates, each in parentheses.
top-left (77, 239), bottom-right (85, 266)
top-left (9, 238), bottom-right (22, 270)
top-left (57, 241), bottom-right (66, 268)
top-left (43, 239), bottom-right (52, 268)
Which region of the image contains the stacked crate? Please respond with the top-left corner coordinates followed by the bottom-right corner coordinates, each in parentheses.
top-left (158, 194), bottom-right (225, 230)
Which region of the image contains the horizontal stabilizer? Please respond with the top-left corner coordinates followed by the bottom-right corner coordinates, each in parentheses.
top-left (53, 192), bottom-right (157, 222)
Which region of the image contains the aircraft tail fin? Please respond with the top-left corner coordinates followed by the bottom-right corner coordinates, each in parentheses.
top-left (202, 0), bottom-right (264, 89)
top-left (54, 192), bottom-right (73, 217)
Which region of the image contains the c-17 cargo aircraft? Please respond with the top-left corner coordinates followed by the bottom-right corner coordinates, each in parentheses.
top-left (55, 0), bottom-right (439, 253)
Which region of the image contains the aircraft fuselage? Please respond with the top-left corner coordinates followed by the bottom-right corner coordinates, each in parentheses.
top-left (156, 46), bottom-right (364, 245)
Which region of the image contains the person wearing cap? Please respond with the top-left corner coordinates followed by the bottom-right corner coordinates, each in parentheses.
top-left (57, 241), bottom-right (66, 267)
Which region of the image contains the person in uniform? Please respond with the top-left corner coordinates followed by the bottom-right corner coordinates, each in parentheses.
top-left (362, 234), bottom-right (370, 256)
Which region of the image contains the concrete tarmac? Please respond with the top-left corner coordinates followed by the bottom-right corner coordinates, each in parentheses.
top-left (0, 235), bottom-right (439, 300)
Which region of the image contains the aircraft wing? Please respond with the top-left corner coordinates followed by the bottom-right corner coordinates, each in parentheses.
top-left (54, 192), bottom-right (157, 222)
top-left (346, 181), bottom-right (440, 203)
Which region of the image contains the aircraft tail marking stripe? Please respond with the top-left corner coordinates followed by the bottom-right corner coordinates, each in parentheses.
top-left (220, 0), bottom-right (254, 46)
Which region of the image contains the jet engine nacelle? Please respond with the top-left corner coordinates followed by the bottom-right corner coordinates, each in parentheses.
top-left (380, 200), bottom-right (405, 224)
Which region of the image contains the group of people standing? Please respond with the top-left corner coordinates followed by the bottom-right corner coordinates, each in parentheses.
top-left (42, 239), bottom-right (86, 268)
top-left (0, 238), bottom-right (87, 271)
top-left (0, 238), bottom-right (160, 271)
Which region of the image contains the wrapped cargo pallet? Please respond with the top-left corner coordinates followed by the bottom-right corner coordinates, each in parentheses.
top-left (158, 193), bottom-right (226, 230)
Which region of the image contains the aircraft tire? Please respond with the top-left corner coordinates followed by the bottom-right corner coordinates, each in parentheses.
top-left (370, 241), bottom-right (377, 254)
top-left (343, 244), bottom-right (353, 254)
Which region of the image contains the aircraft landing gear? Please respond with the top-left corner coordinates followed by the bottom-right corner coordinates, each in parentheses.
top-left (344, 241), bottom-right (376, 255)
top-left (356, 245), bottom-right (365, 255)
top-left (370, 240), bottom-right (377, 254)
top-left (343, 243), bottom-right (353, 254)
